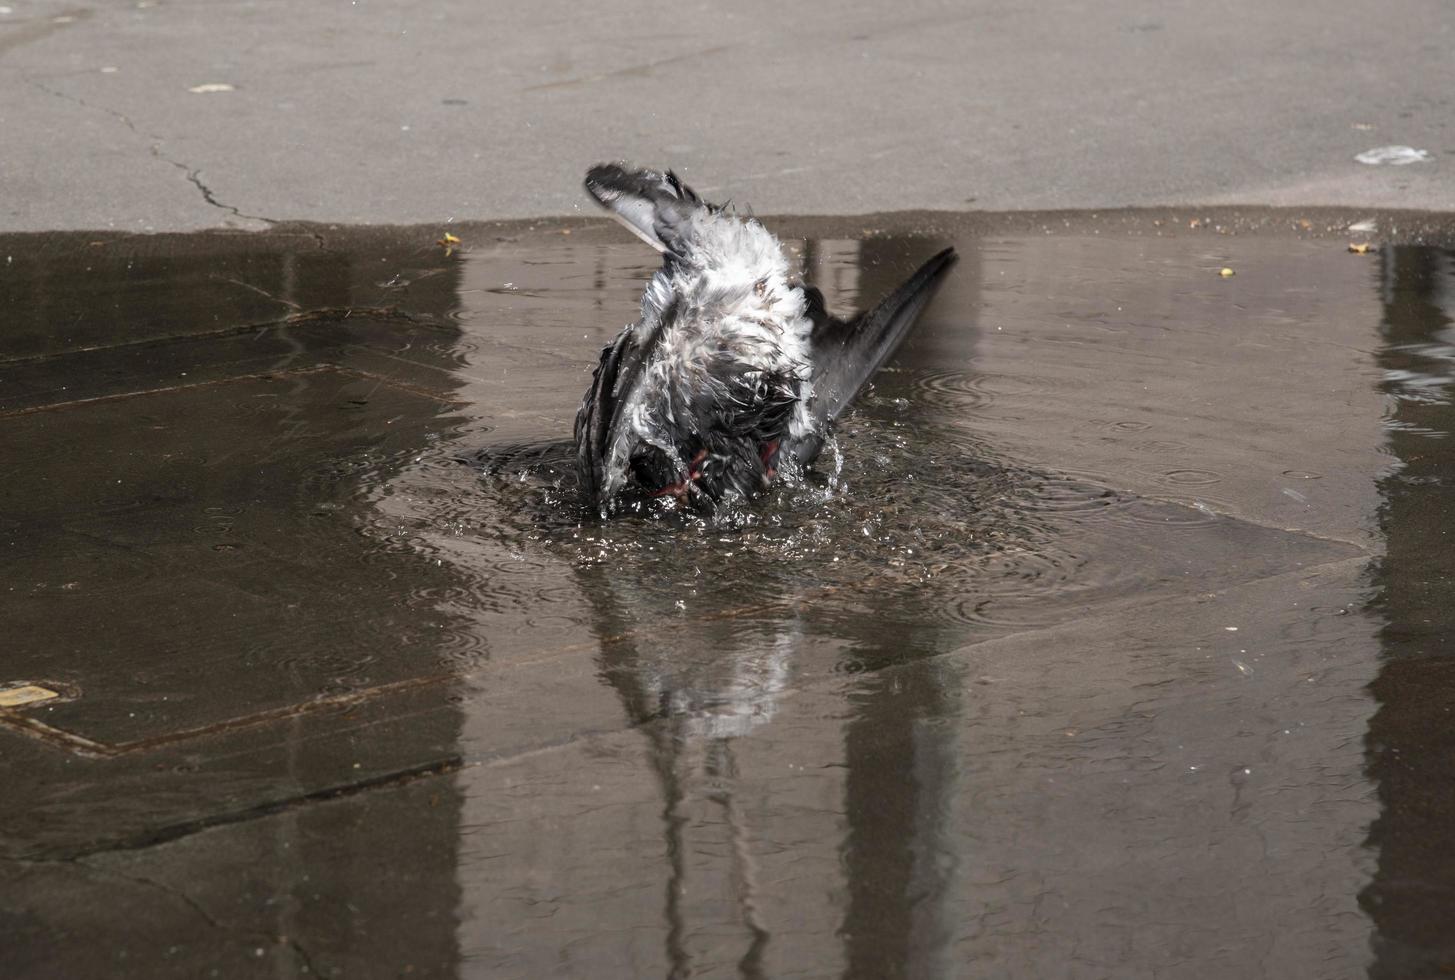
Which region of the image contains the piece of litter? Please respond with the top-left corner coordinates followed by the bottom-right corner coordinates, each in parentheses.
top-left (1232, 660), bottom-right (1253, 676)
top-left (1282, 487), bottom-right (1308, 503)
top-left (1355, 145), bottom-right (1431, 166)
top-left (100, 66), bottom-right (119, 73)
top-left (1219, 267), bottom-right (1235, 277)
top-left (1347, 242), bottom-right (1377, 255)
top-left (188, 83), bottom-right (235, 94)
top-left (1348, 218), bottom-right (1377, 233)
top-left (1225, 626), bottom-right (1239, 632)
top-left (436, 232), bottom-right (460, 246)
top-left (0, 684), bottom-right (61, 708)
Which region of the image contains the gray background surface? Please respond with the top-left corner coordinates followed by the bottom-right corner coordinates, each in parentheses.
top-left (2, 0), bottom-right (1452, 232)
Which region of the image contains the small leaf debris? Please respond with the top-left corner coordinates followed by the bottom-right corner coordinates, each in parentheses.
top-left (1219, 267), bottom-right (1235, 278)
top-left (1347, 242), bottom-right (1377, 255)
top-left (0, 684), bottom-right (61, 708)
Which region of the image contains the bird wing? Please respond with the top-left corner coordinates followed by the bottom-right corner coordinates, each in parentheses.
top-left (575, 300), bottom-right (681, 513)
top-left (784, 247), bottom-right (957, 463)
top-left (574, 328), bottom-right (632, 508)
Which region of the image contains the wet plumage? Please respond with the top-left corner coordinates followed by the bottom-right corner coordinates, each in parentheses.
top-left (575, 163), bottom-right (954, 515)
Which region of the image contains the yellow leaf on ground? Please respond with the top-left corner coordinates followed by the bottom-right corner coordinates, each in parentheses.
top-left (0, 684), bottom-right (60, 708)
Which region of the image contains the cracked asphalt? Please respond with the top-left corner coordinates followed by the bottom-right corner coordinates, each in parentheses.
top-left (2, 0), bottom-right (1454, 232)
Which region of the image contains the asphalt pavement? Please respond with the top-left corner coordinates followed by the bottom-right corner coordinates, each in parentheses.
top-left (1, 0), bottom-right (1452, 232)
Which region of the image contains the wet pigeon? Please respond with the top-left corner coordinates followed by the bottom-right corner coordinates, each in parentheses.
top-left (575, 163), bottom-right (954, 515)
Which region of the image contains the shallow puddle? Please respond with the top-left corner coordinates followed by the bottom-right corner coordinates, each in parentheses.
top-left (2, 214), bottom-right (1454, 978)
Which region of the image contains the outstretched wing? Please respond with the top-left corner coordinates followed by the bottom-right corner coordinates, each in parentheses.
top-left (784, 247), bottom-right (957, 464)
top-left (584, 163), bottom-right (706, 257)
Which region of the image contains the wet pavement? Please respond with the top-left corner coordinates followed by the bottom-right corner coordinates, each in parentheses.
top-left (3, 211), bottom-right (1455, 978)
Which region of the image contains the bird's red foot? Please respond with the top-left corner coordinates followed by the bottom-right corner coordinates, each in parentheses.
top-left (652, 449), bottom-right (708, 498)
top-left (760, 440), bottom-right (780, 481)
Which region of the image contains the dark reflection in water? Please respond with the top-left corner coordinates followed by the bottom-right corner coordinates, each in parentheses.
top-left (1365, 246), bottom-right (1455, 978)
top-left (839, 663), bottom-right (963, 980)
top-left (834, 238), bottom-right (976, 980)
top-left (0, 231), bottom-right (474, 977)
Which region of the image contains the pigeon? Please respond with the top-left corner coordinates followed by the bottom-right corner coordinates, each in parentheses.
top-left (575, 163), bottom-right (954, 515)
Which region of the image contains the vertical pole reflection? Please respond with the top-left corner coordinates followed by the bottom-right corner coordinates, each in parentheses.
top-left (833, 235), bottom-right (978, 980)
top-left (1364, 246), bottom-right (1455, 978)
top-left (839, 660), bottom-right (963, 980)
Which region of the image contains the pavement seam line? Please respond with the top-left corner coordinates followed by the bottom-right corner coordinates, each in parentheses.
top-left (7, 553), bottom-right (1371, 862)
top-left (0, 303), bottom-right (451, 370)
top-left (34, 756), bottom-right (464, 861)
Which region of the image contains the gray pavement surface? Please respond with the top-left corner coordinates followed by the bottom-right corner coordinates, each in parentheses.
top-left (2, 0), bottom-right (1453, 232)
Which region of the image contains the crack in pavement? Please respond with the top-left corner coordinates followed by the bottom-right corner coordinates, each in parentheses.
top-left (26, 76), bottom-right (154, 140)
top-left (24, 77), bottom-right (275, 226)
top-left (76, 860), bottom-right (242, 937)
top-left (41, 858), bottom-right (332, 975)
top-left (289, 938), bottom-right (325, 978)
top-left (170, 161), bottom-right (274, 225)
top-left (32, 756), bottom-right (463, 861)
